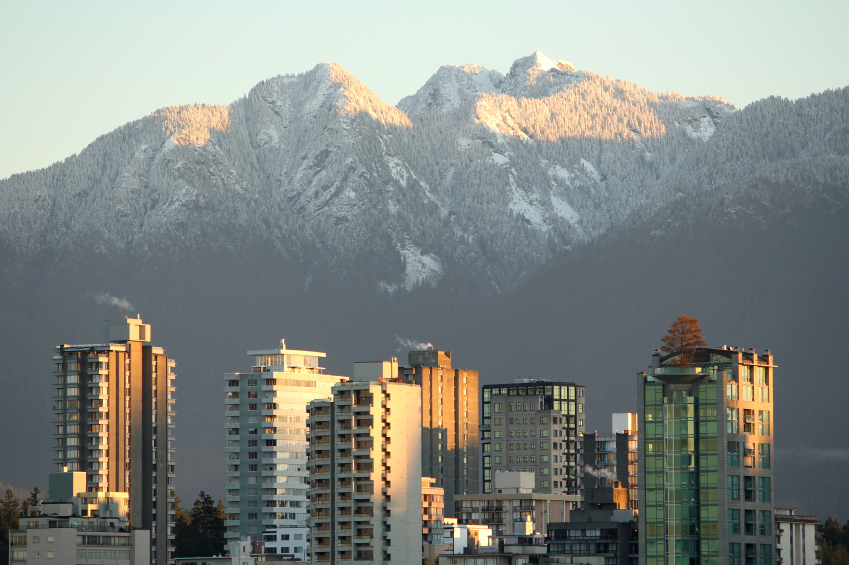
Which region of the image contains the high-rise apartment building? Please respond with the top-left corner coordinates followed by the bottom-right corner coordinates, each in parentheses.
top-left (638, 347), bottom-right (776, 565)
top-left (223, 341), bottom-right (346, 542)
top-left (480, 380), bottom-right (585, 495)
top-left (400, 349), bottom-right (478, 515)
top-left (52, 316), bottom-right (175, 565)
top-left (306, 361), bottom-right (422, 564)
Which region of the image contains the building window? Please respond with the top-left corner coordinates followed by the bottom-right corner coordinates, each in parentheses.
top-left (728, 442), bottom-right (740, 467)
top-left (494, 443), bottom-right (502, 451)
top-left (758, 387), bottom-right (769, 402)
top-left (494, 418), bottom-right (502, 426)
top-left (743, 386), bottom-right (754, 402)
top-left (730, 543), bottom-right (741, 565)
top-left (727, 383), bottom-right (738, 400)
top-left (745, 510), bottom-right (756, 535)
top-left (744, 476), bottom-right (756, 502)
top-left (744, 445), bottom-right (755, 468)
top-left (494, 403), bottom-right (502, 413)
top-left (249, 404), bottom-right (257, 411)
top-left (758, 411), bottom-right (770, 436)
top-left (760, 545), bottom-right (772, 565)
top-left (759, 511), bottom-right (771, 536)
top-left (758, 444), bottom-right (770, 469)
top-left (248, 452), bottom-right (258, 459)
top-left (729, 509), bottom-right (740, 535)
top-left (740, 365), bottom-right (752, 383)
top-left (509, 403), bottom-right (514, 412)
top-left (758, 477), bottom-right (771, 502)
top-left (755, 367), bottom-right (768, 385)
top-left (248, 513), bottom-right (257, 520)
top-left (494, 457), bottom-right (502, 464)
top-left (248, 379), bottom-right (257, 387)
top-left (727, 409), bottom-right (739, 433)
top-left (728, 475), bottom-right (740, 500)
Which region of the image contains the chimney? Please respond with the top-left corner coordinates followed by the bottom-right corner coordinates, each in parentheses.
top-left (280, 339), bottom-right (286, 349)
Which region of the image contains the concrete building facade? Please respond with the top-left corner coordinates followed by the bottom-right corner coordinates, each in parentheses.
top-left (223, 341), bottom-right (346, 542)
top-left (481, 381), bottom-right (586, 495)
top-left (306, 361), bottom-right (422, 564)
top-left (638, 347), bottom-right (776, 565)
top-left (259, 526), bottom-right (309, 559)
top-left (455, 473), bottom-right (579, 537)
top-left (9, 497), bottom-right (150, 565)
top-left (775, 510), bottom-right (820, 565)
top-left (52, 317), bottom-right (175, 564)
top-left (401, 349), bottom-right (479, 515)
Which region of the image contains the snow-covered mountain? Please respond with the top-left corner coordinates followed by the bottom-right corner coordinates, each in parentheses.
top-left (1, 52), bottom-right (846, 293)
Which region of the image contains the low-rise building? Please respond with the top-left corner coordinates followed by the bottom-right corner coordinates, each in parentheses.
top-left (175, 537), bottom-right (256, 565)
top-left (546, 483), bottom-right (638, 565)
top-left (9, 503), bottom-right (149, 565)
top-left (455, 472), bottom-right (578, 537)
top-left (775, 509), bottom-right (821, 565)
top-left (441, 518), bottom-right (492, 557)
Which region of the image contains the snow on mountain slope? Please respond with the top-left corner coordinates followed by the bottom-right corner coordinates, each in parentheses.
top-left (397, 64), bottom-right (504, 116)
top-left (499, 51), bottom-right (584, 98)
top-left (1, 54), bottom-right (845, 295)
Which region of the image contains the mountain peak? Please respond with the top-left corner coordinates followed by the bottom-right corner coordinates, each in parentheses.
top-left (397, 63), bottom-right (505, 116)
top-left (500, 51), bottom-right (582, 98)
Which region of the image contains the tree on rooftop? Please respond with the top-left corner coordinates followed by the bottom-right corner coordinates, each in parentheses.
top-left (660, 314), bottom-right (708, 367)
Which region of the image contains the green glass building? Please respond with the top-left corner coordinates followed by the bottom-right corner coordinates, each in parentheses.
top-left (638, 347), bottom-right (775, 565)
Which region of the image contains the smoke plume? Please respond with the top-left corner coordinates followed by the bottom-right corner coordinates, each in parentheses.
top-left (585, 465), bottom-right (618, 482)
top-left (93, 293), bottom-right (135, 311)
top-left (395, 336), bottom-right (433, 351)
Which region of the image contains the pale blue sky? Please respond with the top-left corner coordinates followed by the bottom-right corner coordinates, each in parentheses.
top-left (1, 0), bottom-right (847, 179)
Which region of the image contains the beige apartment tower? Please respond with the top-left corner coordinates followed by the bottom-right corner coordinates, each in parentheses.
top-left (306, 361), bottom-right (422, 564)
top-left (401, 349), bottom-right (479, 517)
top-left (53, 316), bottom-right (176, 565)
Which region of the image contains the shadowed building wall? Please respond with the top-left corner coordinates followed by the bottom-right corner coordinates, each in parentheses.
top-left (402, 349), bottom-right (479, 518)
top-left (53, 316), bottom-right (175, 565)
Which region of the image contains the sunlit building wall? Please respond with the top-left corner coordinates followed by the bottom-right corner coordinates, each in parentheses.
top-left (306, 362), bottom-right (422, 564)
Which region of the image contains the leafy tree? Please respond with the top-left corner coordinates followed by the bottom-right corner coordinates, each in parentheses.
top-left (660, 314), bottom-right (708, 367)
top-left (0, 489), bottom-right (21, 565)
top-left (173, 491), bottom-right (226, 558)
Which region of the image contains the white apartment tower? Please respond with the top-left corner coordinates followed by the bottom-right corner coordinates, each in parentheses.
top-left (223, 341), bottom-right (347, 542)
top-left (306, 360), bottom-right (422, 564)
top-left (53, 316), bottom-right (176, 565)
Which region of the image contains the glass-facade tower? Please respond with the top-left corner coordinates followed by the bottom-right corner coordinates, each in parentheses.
top-left (638, 347), bottom-right (775, 565)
